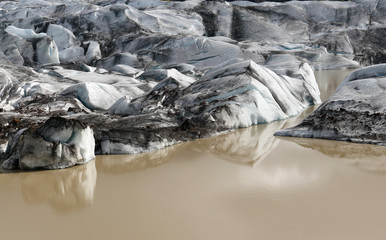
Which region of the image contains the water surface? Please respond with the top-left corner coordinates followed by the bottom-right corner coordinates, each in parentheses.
top-left (2, 69), bottom-right (386, 240)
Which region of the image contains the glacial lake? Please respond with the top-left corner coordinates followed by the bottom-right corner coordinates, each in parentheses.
top-left (2, 69), bottom-right (386, 240)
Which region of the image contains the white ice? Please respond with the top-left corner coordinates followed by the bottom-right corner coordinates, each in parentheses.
top-left (67, 126), bottom-right (95, 164)
top-left (61, 82), bottom-right (124, 111)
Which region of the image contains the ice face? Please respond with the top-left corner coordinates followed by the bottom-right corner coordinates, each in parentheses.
top-left (6, 117), bottom-right (97, 170)
top-left (67, 126), bottom-right (95, 164)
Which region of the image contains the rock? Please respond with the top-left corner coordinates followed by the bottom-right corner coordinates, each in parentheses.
top-left (275, 64), bottom-right (386, 145)
top-left (2, 117), bottom-right (95, 170)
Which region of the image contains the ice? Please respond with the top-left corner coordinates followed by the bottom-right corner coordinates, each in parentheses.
top-left (96, 53), bottom-right (143, 71)
top-left (100, 138), bottom-right (179, 155)
top-left (110, 58), bottom-right (320, 130)
top-left (110, 64), bottom-right (142, 76)
top-left (46, 24), bottom-right (85, 63)
top-left (61, 82), bottom-right (124, 111)
top-left (48, 68), bottom-right (146, 99)
top-left (46, 24), bottom-right (77, 51)
top-left (275, 64), bottom-right (386, 146)
top-left (35, 37), bottom-right (60, 65)
top-left (59, 46), bottom-right (85, 63)
top-left (126, 35), bottom-right (264, 71)
top-left (4, 26), bottom-right (59, 65)
top-left (107, 96), bottom-right (132, 116)
top-left (126, 0), bottom-right (166, 9)
top-left (5, 26), bottom-right (46, 41)
top-left (67, 126), bottom-right (95, 164)
top-left (85, 41), bottom-right (101, 63)
top-left (0, 0), bottom-right (385, 166)
top-left (124, 6), bottom-right (204, 36)
top-left (2, 117), bottom-right (96, 170)
top-left (108, 68), bottom-right (195, 116)
top-left (338, 64), bottom-right (386, 89)
top-left (176, 58), bottom-right (320, 128)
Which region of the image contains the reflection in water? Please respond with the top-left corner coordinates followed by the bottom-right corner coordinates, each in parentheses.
top-left (187, 106), bottom-right (317, 167)
top-left (96, 106), bottom-right (318, 174)
top-left (94, 106), bottom-right (319, 175)
top-left (279, 137), bottom-right (386, 172)
top-left (21, 161), bottom-right (97, 213)
top-left (189, 122), bottom-right (283, 167)
top-left (96, 145), bottom-right (178, 174)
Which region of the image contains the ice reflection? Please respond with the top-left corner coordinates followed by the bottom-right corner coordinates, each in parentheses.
top-left (189, 122), bottom-right (283, 167)
top-left (20, 161), bottom-right (97, 213)
top-left (96, 145), bottom-right (178, 174)
top-left (96, 106), bottom-right (318, 174)
top-left (188, 106), bottom-right (317, 167)
top-left (279, 137), bottom-right (386, 172)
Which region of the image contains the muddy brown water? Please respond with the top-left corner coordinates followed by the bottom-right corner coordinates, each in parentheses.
top-left (2, 69), bottom-right (386, 240)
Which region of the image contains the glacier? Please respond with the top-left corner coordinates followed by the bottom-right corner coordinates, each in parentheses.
top-left (0, 0), bottom-right (385, 170)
